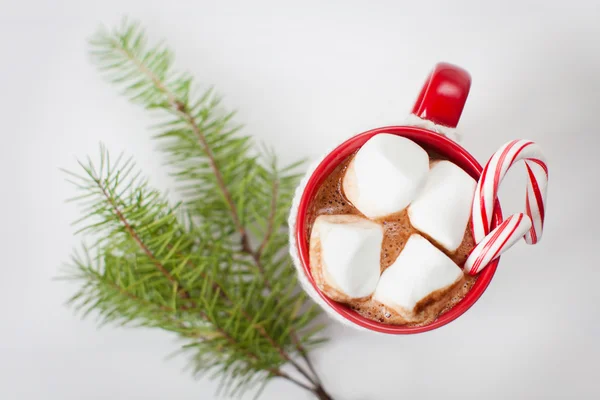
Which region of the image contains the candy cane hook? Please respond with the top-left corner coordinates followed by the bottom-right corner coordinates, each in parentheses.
top-left (465, 140), bottom-right (548, 275)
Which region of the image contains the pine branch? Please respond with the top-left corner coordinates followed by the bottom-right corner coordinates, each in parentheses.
top-left (87, 19), bottom-right (330, 397)
top-left (97, 178), bottom-right (179, 287)
top-left (169, 240), bottom-right (320, 388)
top-left (64, 144), bottom-right (329, 398)
top-left (257, 179), bottom-right (278, 257)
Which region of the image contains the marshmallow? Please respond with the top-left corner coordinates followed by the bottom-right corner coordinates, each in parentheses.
top-left (343, 134), bottom-right (430, 219)
top-left (310, 215), bottom-right (383, 301)
top-left (408, 160), bottom-right (476, 252)
top-left (373, 234), bottom-right (463, 321)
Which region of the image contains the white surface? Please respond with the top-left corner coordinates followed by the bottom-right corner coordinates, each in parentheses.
top-left (409, 160), bottom-right (477, 251)
top-left (343, 134), bottom-right (429, 218)
top-left (311, 215), bottom-right (382, 299)
top-left (374, 234), bottom-right (464, 321)
top-left (1, 1), bottom-right (599, 399)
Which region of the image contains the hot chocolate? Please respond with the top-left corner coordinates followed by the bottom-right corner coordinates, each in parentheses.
top-left (306, 138), bottom-right (477, 327)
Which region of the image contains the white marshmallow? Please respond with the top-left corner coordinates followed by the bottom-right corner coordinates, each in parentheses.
top-left (343, 134), bottom-right (430, 219)
top-left (408, 160), bottom-right (476, 252)
top-left (310, 215), bottom-right (383, 300)
top-left (373, 234), bottom-right (463, 320)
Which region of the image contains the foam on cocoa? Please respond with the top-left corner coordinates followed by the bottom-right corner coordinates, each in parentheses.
top-left (305, 151), bottom-right (477, 327)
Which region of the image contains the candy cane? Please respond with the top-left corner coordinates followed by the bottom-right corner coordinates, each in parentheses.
top-left (465, 213), bottom-right (532, 275)
top-left (465, 139), bottom-right (548, 275)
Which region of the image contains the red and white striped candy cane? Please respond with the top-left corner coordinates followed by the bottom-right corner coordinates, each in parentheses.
top-left (465, 139), bottom-right (548, 275)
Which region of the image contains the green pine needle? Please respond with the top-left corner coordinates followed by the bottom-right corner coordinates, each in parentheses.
top-left (62, 18), bottom-right (330, 399)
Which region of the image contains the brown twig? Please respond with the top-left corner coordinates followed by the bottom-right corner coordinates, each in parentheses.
top-left (239, 178), bottom-right (278, 287)
top-left (293, 334), bottom-right (323, 386)
top-left (96, 180), bottom-right (178, 286)
top-left (241, 238), bottom-right (272, 287)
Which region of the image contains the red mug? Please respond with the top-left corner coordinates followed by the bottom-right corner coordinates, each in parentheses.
top-left (293, 63), bottom-right (504, 334)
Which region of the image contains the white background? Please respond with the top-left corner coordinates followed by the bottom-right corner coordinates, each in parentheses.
top-left (1, 1), bottom-right (599, 399)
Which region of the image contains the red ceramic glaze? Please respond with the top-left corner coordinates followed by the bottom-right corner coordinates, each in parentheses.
top-left (295, 63), bottom-right (503, 334)
top-left (412, 62), bottom-right (471, 128)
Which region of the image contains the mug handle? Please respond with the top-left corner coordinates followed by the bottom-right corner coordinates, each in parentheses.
top-left (411, 62), bottom-right (471, 129)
